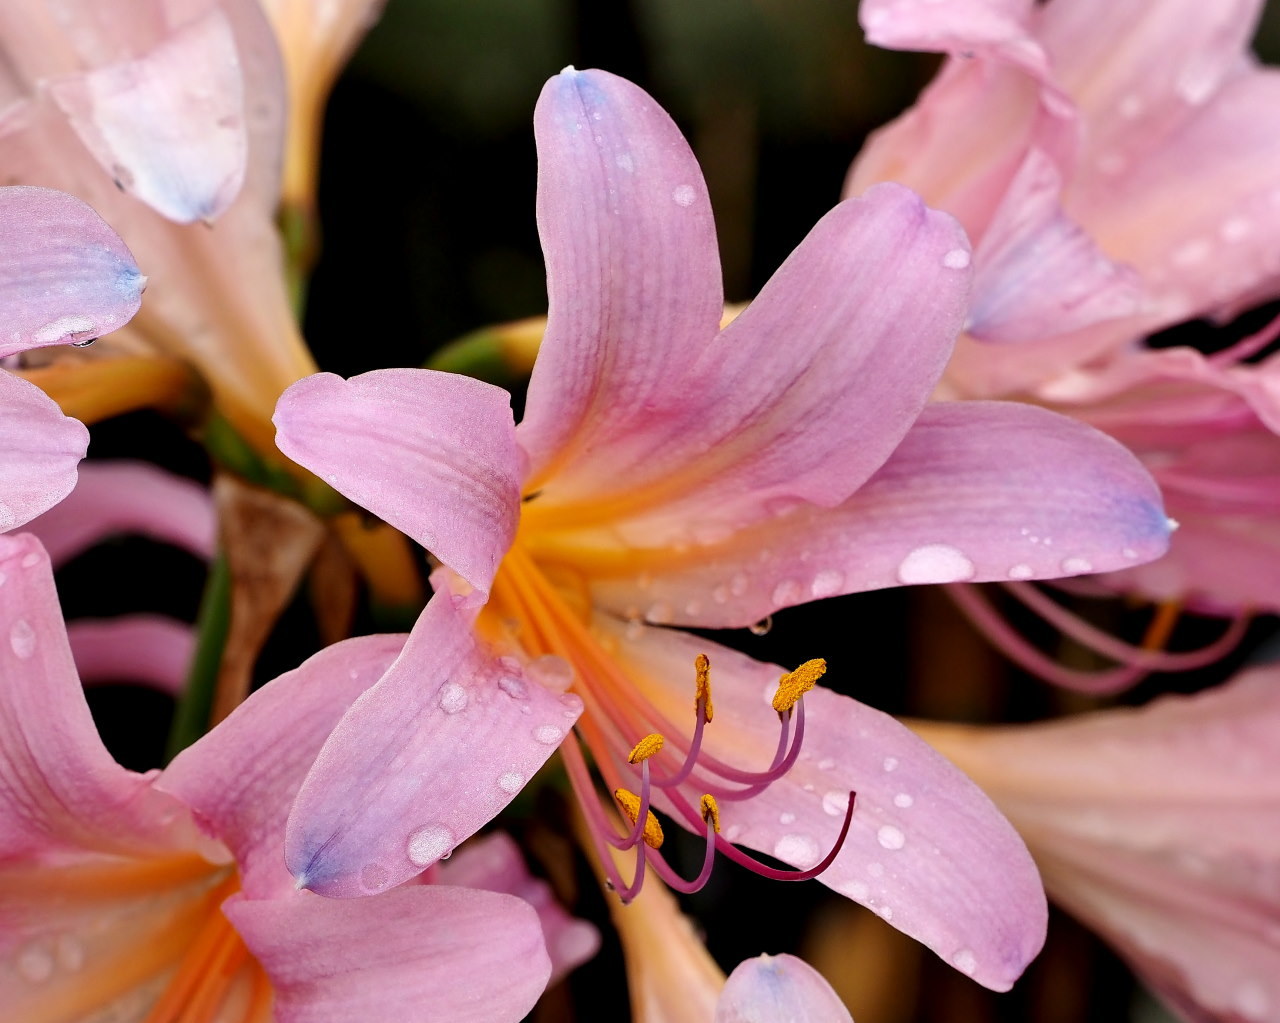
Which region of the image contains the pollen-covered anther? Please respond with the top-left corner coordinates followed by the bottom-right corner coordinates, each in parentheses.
top-left (772, 658), bottom-right (827, 714)
top-left (694, 652), bottom-right (714, 722)
top-left (628, 733), bottom-right (665, 763)
top-left (700, 794), bottom-right (721, 833)
top-left (615, 789), bottom-right (664, 849)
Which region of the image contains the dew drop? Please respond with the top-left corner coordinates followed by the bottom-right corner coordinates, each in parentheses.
top-left (406, 824), bottom-right (454, 866)
top-left (625, 618), bottom-right (644, 641)
top-left (771, 579), bottom-right (804, 606)
top-left (952, 949), bottom-right (978, 977)
top-left (822, 790), bottom-right (849, 816)
top-left (437, 682), bottom-right (468, 714)
top-left (560, 692), bottom-right (584, 717)
top-left (893, 793), bottom-right (914, 809)
top-left (838, 878), bottom-right (869, 900)
top-left (672, 184), bottom-right (697, 207)
top-left (644, 601), bottom-right (673, 625)
top-left (9, 619), bottom-right (35, 659)
top-left (729, 572), bottom-right (749, 596)
top-left (1234, 981), bottom-right (1270, 1019)
top-left (16, 944), bottom-right (54, 983)
top-left (748, 615), bottom-right (773, 636)
top-left (883, 756), bottom-right (899, 772)
top-left (360, 863), bottom-right (390, 891)
top-left (808, 569), bottom-right (844, 599)
top-left (712, 584), bottom-right (729, 604)
top-left (1060, 556), bottom-right (1093, 574)
top-left (527, 654), bottom-right (574, 692)
top-left (615, 153), bottom-right (634, 173)
top-left (778, 811), bottom-right (796, 825)
top-left (534, 724), bottom-right (564, 745)
top-left (877, 904), bottom-right (894, 921)
top-left (497, 771), bottom-right (524, 794)
top-left (497, 674), bottom-right (528, 700)
top-left (817, 757), bottom-right (836, 771)
top-left (877, 824), bottom-right (906, 850)
top-left (20, 552), bottom-right (39, 569)
top-left (1122, 547), bottom-right (1138, 560)
top-left (942, 248), bottom-right (971, 269)
top-left (773, 834), bottom-right (820, 868)
top-left (896, 544), bottom-right (975, 584)
top-left (1007, 564), bottom-right (1033, 580)
top-left (0, 503), bottom-right (14, 531)
top-left (54, 936), bottom-right (83, 972)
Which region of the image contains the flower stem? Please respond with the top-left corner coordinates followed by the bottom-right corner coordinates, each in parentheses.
top-left (165, 552), bottom-right (232, 761)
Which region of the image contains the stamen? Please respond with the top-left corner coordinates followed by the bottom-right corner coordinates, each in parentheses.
top-left (614, 789), bottom-right (664, 849)
top-left (700, 794), bottom-right (721, 833)
top-left (694, 652), bottom-right (714, 722)
top-left (773, 659), bottom-right (826, 713)
top-left (628, 733), bottom-right (665, 763)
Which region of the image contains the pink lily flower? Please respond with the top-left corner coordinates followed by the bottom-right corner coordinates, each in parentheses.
top-left (915, 663), bottom-right (1280, 1023)
top-left (717, 954), bottom-right (853, 1023)
top-left (0, 531), bottom-right (556, 1022)
top-left (274, 68), bottom-right (1175, 990)
top-left (0, 186), bottom-right (145, 530)
top-left (848, 0), bottom-right (1280, 399)
top-left (0, 0), bottom-right (316, 455)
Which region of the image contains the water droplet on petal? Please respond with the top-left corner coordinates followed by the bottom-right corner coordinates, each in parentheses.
top-left (534, 724), bottom-right (564, 745)
top-left (406, 824), bottom-right (454, 866)
top-left (559, 692), bottom-right (584, 717)
top-left (822, 791), bottom-right (849, 816)
top-left (360, 863), bottom-right (390, 891)
top-left (712, 584), bottom-right (729, 604)
top-left (893, 793), bottom-right (914, 809)
top-left (20, 552), bottom-right (39, 569)
top-left (883, 756), bottom-right (899, 772)
top-left (942, 248), bottom-right (971, 269)
top-left (54, 936), bottom-right (83, 972)
top-left (16, 944), bottom-right (53, 983)
top-left (810, 569), bottom-right (844, 598)
top-left (773, 834), bottom-right (820, 868)
top-left (771, 579), bottom-right (804, 606)
top-left (672, 184), bottom-right (696, 207)
top-left (10, 619), bottom-right (35, 659)
top-left (498, 771), bottom-right (524, 794)
top-left (1007, 564), bottom-right (1033, 580)
top-left (527, 654), bottom-right (574, 692)
top-left (1060, 557), bottom-right (1093, 574)
top-left (867, 861), bottom-right (885, 878)
top-left (437, 682), bottom-right (468, 714)
top-left (838, 878), bottom-right (869, 900)
top-left (952, 949), bottom-right (978, 976)
top-left (748, 615), bottom-right (773, 636)
top-left (644, 602), bottom-right (673, 625)
top-left (877, 824), bottom-right (906, 850)
top-left (729, 573), bottom-right (749, 596)
top-left (778, 812), bottom-right (796, 825)
top-left (497, 674), bottom-right (528, 699)
top-left (877, 904), bottom-right (894, 921)
top-left (896, 544), bottom-right (975, 584)
top-left (1122, 547), bottom-right (1138, 560)
top-left (0, 503), bottom-right (14, 531)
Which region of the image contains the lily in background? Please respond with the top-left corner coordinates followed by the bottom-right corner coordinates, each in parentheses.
top-left (273, 67), bottom-right (1177, 991)
top-left (848, 0), bottom-right (1280, 677)
top-left (0, 530), bottom-right (577, 1022)
top-left (717, 954), bottom-right (854, 1023)
top-left (0, 185), bottom-right (144, 530)
top-left (915, 664), bottom-right (1280, 1023)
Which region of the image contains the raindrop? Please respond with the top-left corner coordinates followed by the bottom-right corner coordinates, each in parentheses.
top-left (672, 184), bottom-right (696, 207)
top-left (729, 573), bottom-right (749, 596)
top-left (942, 248), bottom-right (971, 269)
top-left (527, 655), bottom-right (574, 692)
top-left (54, 936), bottom-right (83, 972)
top-left (883, 756), bottom-right (899, 772)
top-left (748, 616), bottom-right (773, 636)
top-left (877, 824), bottom-right (906, 850)
top-left (877, 905), bottom-right (894, 921)
top-left (952, 949), bottom-right (978, 977)
top-left (20, 552), bottom-right (39, 569)
top-left (644, 601), bottom-right (673, 625)
top-left (0, 503), bottom-right (14, 531)
top-left (822, 791), bottom-right (849, 817)
top-left (1122, 547), bottom-right (1139, 560)
top-left (533, 724), bottom-right (564, 745)
top-left (773, 834), bottom-right (820, 869)
top-left (497, 675), bottom-right (528, 700)
top-left (406, 824), bottom-right (454, 866)
top-left (810, 569), bottom-right (844, 598)
top-left (771, 579), bottom-right (803, 607)
top-left (16, 944), bottom-right (54, 983)
top-left (893, 793), bottom-right (914, 809)
top-left (9, 619), bottom-right (35, 659)
top-left (838, 879), bottom-right (869, 900)
top-left (1007, 564), bottom-right (1033, 580)
top-left (1060, 557), bottom-right (1092, 574)
top-left (778, 812), bottom-right (796, 825)
top-left (712, 585), bottom-right (729, 604)
top-left (360, 863), bottom-right (390, 891)
top-left (437, 682), bottom-right (468, 714)
top-left (70, 338), bottom-right (96, 348)
top-left (497, 771), bottom-right (524, 794)
top-left (817, 757), bottom-right (836, 771)
top-left (896, 544), bottom-right (975, 585)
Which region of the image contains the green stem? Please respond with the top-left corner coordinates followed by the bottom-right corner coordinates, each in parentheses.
top-left (424, 328), bottom-right (524, 388)
top-left (165, 553), bottom-right (233, 761)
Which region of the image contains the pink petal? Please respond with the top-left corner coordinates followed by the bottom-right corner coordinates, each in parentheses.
top-left (227, 885), bottom-right (551, 1023)
top-left (861, 0), bottom-right (1037, 61)
top-left (525, 184), bottom-right (971, 546)
top-left (967, 149), bottom-right (1141, 342)
top-left (922, 665), bottom-right (1280, 1021)
top-left (0, 372), bottom-right (88, 532)
top-left (439, 832), bottom-right (601, 983)
top-left (585, 401), bottom-right (1170, 628)
top-left (274, 369), bottom-right (522, 601)
top-left (285, 592), bottom-right (583, 897)
top-left (716, 954), bottom-right (852, 1023)
top-left (0, 186), bottom-right (143, 357)
top-left (157, 633), bottom-right (406, 898)
top-left (67, 614), bottom-right (193, 694)
top-left (48, 9), bottom-right (247, 223)
top-left (0, 532), bottom-right (180, 859)
top-left (25, 460), bottom-right (214, 565)
top-left (602, 619), bottom-right (1047, 992)
top-left (518, 67), bottom-right (723, 485)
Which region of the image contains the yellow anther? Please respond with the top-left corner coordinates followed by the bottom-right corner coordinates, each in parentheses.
top-left (628, 733), bottom-right (665, 763)
top-left (700, 794), bottom-right (721, 833)
top-left (614, 789), bottom-right (664, 849)
top-left (772, 658), bottom-right (827, 713)
top-left (694, 652), bottom-right (714, 723)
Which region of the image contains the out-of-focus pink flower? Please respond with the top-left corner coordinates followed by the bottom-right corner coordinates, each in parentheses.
top-left (916, 664), bottom-right (1280, 1023)
top-left (849, 0), bottom-right (1280, 399)
top-left (0, 0), bottom-right (315, 454)
top-left (273, 67), bottom-right (1179, 990)
top-left (0, 186), bottom-right (145, 531)
top-left (716, 954), bottom-right (853, 1023)
top-left (0, 531), bottom-right (552, 1022)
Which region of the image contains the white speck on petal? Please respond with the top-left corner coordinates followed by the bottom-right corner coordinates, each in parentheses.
top-left (897, 544), bottom-right (975, 584)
